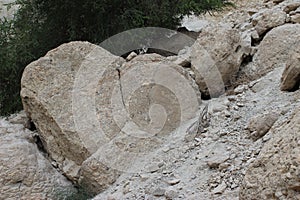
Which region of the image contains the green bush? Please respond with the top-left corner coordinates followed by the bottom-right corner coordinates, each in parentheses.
top-left (0, 0), bottom-right (232, 116)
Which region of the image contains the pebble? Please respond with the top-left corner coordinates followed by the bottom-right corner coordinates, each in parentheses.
top-left (165, 189), bottom-right (179, 199)
top-left (212, 181), bottom-right (227, 194)
top-left (153, 188), bottom-right (166, 197)
top-left (166, 178), bottom-right (181, 186)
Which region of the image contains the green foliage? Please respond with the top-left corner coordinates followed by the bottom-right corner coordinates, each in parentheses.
top-left (0, 0), bottom-right (232, 116)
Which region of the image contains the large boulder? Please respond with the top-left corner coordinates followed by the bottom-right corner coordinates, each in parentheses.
top-left (21, 41), bottom-right (201, 193)
top-left (190, 23), bottom-right (244, 98)
top-left (250, 8), bottom-right (287, 37)
top-left (240, 106), bottom-right (300, 199)
top-left (281, 50), bottom-right (300, 91)
top-left (21, 41), bottom-right (124, 191)
top-left (253, 24), bottom-right (300, 78)
top-left (0, 115), bottom-right (73, 199)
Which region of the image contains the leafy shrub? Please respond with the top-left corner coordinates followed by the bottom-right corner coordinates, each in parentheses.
top-left (0, 0), bottom-right (232, 115)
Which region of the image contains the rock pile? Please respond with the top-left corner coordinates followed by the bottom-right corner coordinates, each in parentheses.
top-left (0, 0), bottom-right (300, 199)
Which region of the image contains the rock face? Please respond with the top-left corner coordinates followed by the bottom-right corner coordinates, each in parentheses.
top-left (253, 24), bottom-right (300, 76)
top-left (0, 113), bottom-right (73, 199)
top-left (21, 41), bottom-right (201, 193)
top-left (191, 23), bottom-right (244, 98)
top-left (240, 106), bottom-right (300, 200)
top-left (281, 51), bottom-right (300, 91)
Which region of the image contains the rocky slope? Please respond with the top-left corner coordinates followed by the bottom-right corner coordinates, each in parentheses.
top-left (1, 0), bottom-right (300, 199)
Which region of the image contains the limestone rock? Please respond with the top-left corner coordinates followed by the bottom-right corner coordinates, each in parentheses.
top-left (21, 41), bottom-right (124, 191)
top-left (191, 23), bottom-right (244, 98)
top-left (0, 117), bottom-right (73, 199)
top-left (291, 13), bottom-right (300, 23)
top-left (281, 51), bottom-right (300, 91)
top-left (253, 24), bottom-right (300, 78)
top-left (251, 8), bottom-right (286, 36)
top-left (246, 111), bottom-right (279, 140)
top-left (240, 106), bottom-right (300, 199)
top-left (21, 42), bottom-right (201, 194)
top-left (283, 2), bottom-right (300, 13)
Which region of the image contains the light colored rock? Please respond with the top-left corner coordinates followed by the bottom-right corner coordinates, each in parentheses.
top-left (126, 51), bottom-right (137, 61)
top-left (240, 106), bottom-right (300, 199)
top-left (206, 143), bottom-right (230, 169)
top-left (251, 8), bottom-right (286, 36)
top-left (283, 2), bottom-right (300, 13)
top-left (253, 24), bottom-right (300, 78)
top-left (181, 16), bottom-right (210, 32)
top-left (21, 42), bottom-right (201, 193)
top-left (165, 188), bottom-right (179, 199)
top-left (191, 23), bottom-right (244, 97)
top-left (0, 0), bottom-right (18, 20)
top-left (246, 111), bottom-right (279, 140)
top-left (21, 41), bottom-right (123, 188)
top-left (153, 187), bottom-right (166, 197)
top-left (291, 13), bottom-right (300, 23)
top-left (212, 181), bottom-right (227, 194)
top-left (281, 51), bottom-right (300, 91)
top-left (0, 117), bottom-right (73, 199)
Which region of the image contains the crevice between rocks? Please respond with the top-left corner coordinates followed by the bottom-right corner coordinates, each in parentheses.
top-left (116, 67), bottom-right (126, 109)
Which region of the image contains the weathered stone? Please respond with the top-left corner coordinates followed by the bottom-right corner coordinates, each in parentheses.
top-left (165, 188), bottom-right (179, 199)
top-left (21, 41), bottom-right (123, 187)
top-left (240, 107), bottom-right (300, 199)
top-left (251, 8), bottom-right (286, 36)
top-left (253, 24), bottom-right (300, 78)
top-left (21, 42), bottom-right (201, 194)
top-left (0, 117), bottom-right (73, 199)
top-left (283, 2), bottom-right (300, 13)
top-left (246, 111), bottom-right (279, 140)
top-left (291, 13), bottom-right (300, 23)
top-left (212, 181), bottom-right (227, 194)
top-left (281, 51), bottom-right (300, 91)
top-left (126, 51), bottom-right (137, 61)
top-left (206, 143), bottom-right (230, 169)
top-left (191, 23), bottom-right (244, 97)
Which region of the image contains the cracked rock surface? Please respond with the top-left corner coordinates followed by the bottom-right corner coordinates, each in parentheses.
top-left (1, 0), bottom-right (300, 199)
top-left (0, 112), bottom-right (73, 199)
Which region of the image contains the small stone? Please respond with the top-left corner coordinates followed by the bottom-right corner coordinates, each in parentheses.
top-left (212, 181), bottom-right (227, 194)
top-left (234, 85), bottom-right (248, 94)
top-left (219, 163), bottom-right (230, 171)
top-left (227, 96), bottom-right (236, 101)
top-left (291, 14), bottom-right (300, 23)
top-left (166, 179), bottom-right (181, 186)
top-left (146, 163), bottom-right (161, 173)
top-left (153, 188), bottom-right (166, 197)
top-left (126, 52), bottom-right (137, 61)
top-left (165, 189), bottom-right (179, 199)
top-left (224, 110), bottom-right (231, 117)
top-left (237, 102), bottom-right (245, 107)
top-left (139, 174), bottom-right (150, 181)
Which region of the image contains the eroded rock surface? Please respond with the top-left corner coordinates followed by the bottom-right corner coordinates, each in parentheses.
top-left (240, 106), bottom-right (300, 200)
top-left (0, 113), bottom-right (73, 199)
top-left (21, 42), bottom-right (201, 194)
